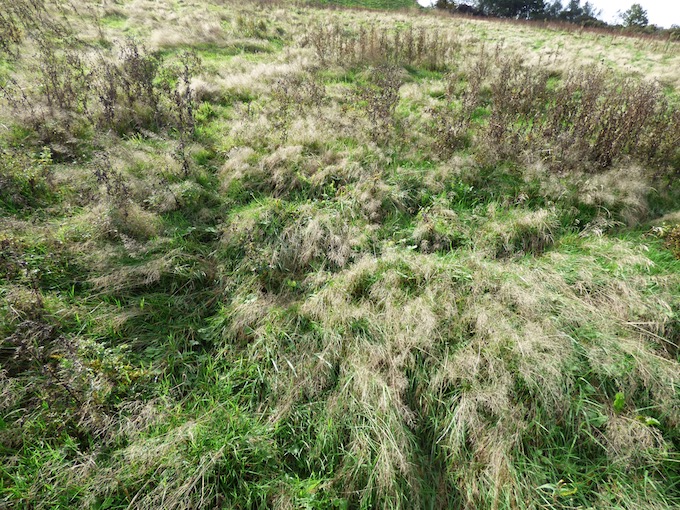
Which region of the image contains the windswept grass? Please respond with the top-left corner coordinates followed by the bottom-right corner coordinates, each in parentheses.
top-left (1, 0), bottom-right (679, 509)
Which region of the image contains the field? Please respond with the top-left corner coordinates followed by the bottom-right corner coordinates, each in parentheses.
top-left (310, 0), bottom-right (417, 9)
top-left (1, 0), bottom-right (679, 508)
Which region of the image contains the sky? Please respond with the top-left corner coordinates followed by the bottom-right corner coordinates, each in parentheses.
top-left (416, 1), bottom-right (680, 28)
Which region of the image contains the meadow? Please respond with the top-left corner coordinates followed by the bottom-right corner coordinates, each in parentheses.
top-left (1, 0), bottom-right (679, 508)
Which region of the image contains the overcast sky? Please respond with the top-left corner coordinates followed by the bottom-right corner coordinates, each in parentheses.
top-left (416, 1), bottom-right (680, 28)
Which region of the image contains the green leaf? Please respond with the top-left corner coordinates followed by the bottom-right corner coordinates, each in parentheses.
top-left (639, 416), bottom-right (661, 427)
top-left (613, 392), bottom-right (625, 413)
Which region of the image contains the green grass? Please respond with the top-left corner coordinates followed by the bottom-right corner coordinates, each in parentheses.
top-left (1, 0), bottom-right (679, 508)
top-left (100, 12), bottom-right (128, 29)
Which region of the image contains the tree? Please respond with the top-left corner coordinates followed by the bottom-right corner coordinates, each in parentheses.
top-left (556, 0), bottom-right (600, 23)
top-left (622, 3), bottom-right (648, 27)
top-left (544, 0), bottom-right (563, 19)
top-left (476, 0), bottom-right (546, 19)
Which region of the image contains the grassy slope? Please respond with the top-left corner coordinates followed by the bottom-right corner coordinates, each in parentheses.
top-left (1, 1), bottom-right (680, 509)
top-left (310, 0), bottom-right (417, 9)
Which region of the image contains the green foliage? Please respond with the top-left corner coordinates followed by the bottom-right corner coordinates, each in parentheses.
top-left (439, 0), bottom-right (603, 24)
top-left (477, 0), bottom-right (547, 20)
top-left (622, 3), bottom-right (649, 28)
top-left (554, 0), bottom-right (601, 23)
top-left (0, 147), bottom-right (55, 212)
top-left (613, 391), bottom-right (626, 413)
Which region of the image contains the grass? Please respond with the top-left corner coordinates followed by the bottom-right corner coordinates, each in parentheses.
top-left (309, 0), bottom-right (417, 9)
top-left (0, 0), bottom-right (679, 508)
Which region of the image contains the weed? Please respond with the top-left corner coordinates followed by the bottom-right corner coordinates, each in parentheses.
top-left (0, 146), bottom-right (57, 212)
top-left (353, 66), bottom-right (404, 146)
top-left (306, 23), bottom-right (457, 70)
top-left (235, 13), bottom-right (271, 39)
top-left (663, 224), bottom-right (680, 258)
top-left (271, 70), bottom-right (326, 142)
top-left (93, 153), bottom-right (130, 213)
top-left (1, 37), bottom-right (201, 157)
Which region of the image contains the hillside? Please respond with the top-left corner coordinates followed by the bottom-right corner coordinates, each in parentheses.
top-left (1, 0), bottom-right (679, 508)
top-left (311, 0), bottom-right (418, 9)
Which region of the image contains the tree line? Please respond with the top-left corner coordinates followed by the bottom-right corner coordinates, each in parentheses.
top-left (434, 0), bottom-right (678, 34)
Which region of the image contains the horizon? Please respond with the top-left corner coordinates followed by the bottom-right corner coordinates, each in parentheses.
top-left (416, 0), bottom-right (680, 28)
